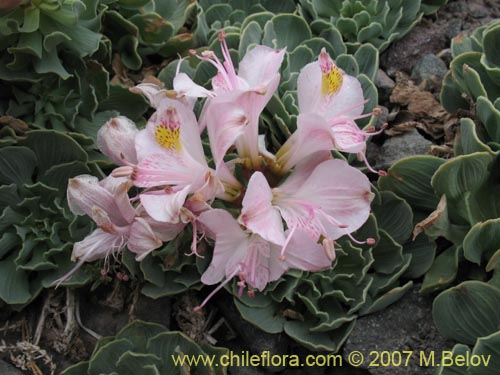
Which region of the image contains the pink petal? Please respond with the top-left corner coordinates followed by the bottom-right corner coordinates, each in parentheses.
top-left (240, 172), bottom-right (285, 245)
top-left (99, 176), bottom-right (136, 224)
top-left (174, 72), bottom-right (215, 99)
top-left (134, 152), bottom-right (205, 188)
top-left (324, 75), bottom-right (364, 120)
top-left (127, 217), bottom-right (163, 260)
top-left (72, 229), bottom-right (124, 262)
top-left (205, 100), bottom-right (248, 168)
top-left (238, 46), bottom-right (286, 88)
top-left (297, 61), bottom-right (364, 120)
top-left (330, 120), bottom-right (367, 153)
top-left (53, 228), bottom-right (125, 285)
top-left (243, 235), bottom-right (271, 291)
top-left (136, 98), bottom-right (206, 165)
top-left (276, 113), bottom-right (333, 172)
top-left (140, 186), bottom-right (191, 223)
top-left (295, 159), bottom-right (372, 238)
top-left (268, 228), bottom-right (332, 282)
top-left (297, 61), bottom-right (323, 114)
top-left (214, 161), bottom-right (242, 201)
top-left (131, 83), bottom-right (167, 108)
top-left (96, 116), bottom-right (139, 165)
top-left (67, 175), bottom-right (132, 227)
top-left (278, 151), bottom-right (331, 194)
top-left (143, 215), bottom-right (186, 242)
top-left (198, 209), bottom-right (248, 285)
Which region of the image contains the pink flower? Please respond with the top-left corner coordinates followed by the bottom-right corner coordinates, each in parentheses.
top-left (275, 113), bottom-right (333, 173)
top-left (278, 48), bottom-right (386, 175)
top-left (54, 175), bottom-right (177, 285)
top-left (125, 98), bottom-right (226, 202)
top-left (188, 31), bottom-right (285, 168)
top-left (240, 159), bottom-right (374, 260)
top-left (193, 209), bottom-right (332, 311)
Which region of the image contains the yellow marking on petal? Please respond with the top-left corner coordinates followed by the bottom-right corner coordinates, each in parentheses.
top-left (155, 124), bottom-right (182, 151)
top-left (321, 65), bottom-right (343, 96)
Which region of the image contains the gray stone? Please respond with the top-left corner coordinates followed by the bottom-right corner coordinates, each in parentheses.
top-left (370, 129), bottom-right (432, 170)
top-left (469, 3), bottom-right (488, 18)
top-left (0, 361), bottom-right (24, 375)
top-left (411, 54), bottom-right (448, 88)
top-left (344, 285), bottom-right (454, 375)
top-left (375, 70), bottom-right (395, 101)
top-left (444, 18), bottom-right (462, 39)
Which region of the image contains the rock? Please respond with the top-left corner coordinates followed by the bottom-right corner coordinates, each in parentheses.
top-left (381, 23), bottom-right (447, 74)
top-left (444, 18), bottom-right (462, 39)
top-left (411, 54), bottom-right (448, 90)
top-left (0, 361), bottom-right (24, 375)
top-left (469, 3), bottom-right (488, 18)
top-left (375, 70), bottom-right (395, 102)
top-left (343, 285), bottom-right (454, 375)
top-left (369, 129), bottom-right (432, 170)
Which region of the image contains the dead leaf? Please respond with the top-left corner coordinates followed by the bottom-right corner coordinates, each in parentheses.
top-left (0, 116), bottom-right (29, 133)
top-left (413, 195), bottom-right (447, 239)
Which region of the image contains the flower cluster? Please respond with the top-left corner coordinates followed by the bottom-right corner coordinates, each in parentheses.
top-left (61, 32), bottom-right (384, 309)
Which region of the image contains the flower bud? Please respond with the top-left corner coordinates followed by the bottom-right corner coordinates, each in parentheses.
top-left (97, 116), bottom-right (139, 166)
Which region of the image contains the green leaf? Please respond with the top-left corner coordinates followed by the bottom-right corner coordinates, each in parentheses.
top-left (0, 254), bottom-right (31, 305)
top-left (147, 332), bottom-right (225, 375)
top-left (354, 43), bottom-right (379, 81)
top-left (431, 152), bottom-right (494, 201)
top-left (99, 84), bottom-right (148, 120)
top-left (284, 319), bottom-right (355, 352)
top-left (371, 229), bottom-right (404, 274)
top-left (483, 25), bottom-right (500, 67)
top-left (362, 281), bottom-right (413, 315)
top-left (421, 246), bottom-right (460, 294)
top-left (441, 71), bottom-right (470, 113)
top-left (379, 156), bottom-right (444, 211)
top-left (271, 14), bottom-right (312, 50)
top-left (234, 299), bottom-right (285, 334)
top-left (432, 281), bottom-right (500, 344)
top-left (469, 330), bottom-right (500, 374)
top-left (477, 96), bottom-right (500, 144)
top-left (435, 344), bottom-right (470, 375)
top-left (463, 63), bottom-right (487, 99)
top-left (60, 361), bottom-right (90, 375)
top-left (455, 118), bottom-right (491, 155)
top-left (115, 320), bottom-right (166, 352)
top-left (238, 21), bottom-right (262, 58)
top-left (335, 54), bottom-right (359, 77)
top-left (130, 13), bottom-right (174, 45)
top-left (463, 219), bottom-right (500, 265)
top-left (116, 352), bottom-right (161, 375)
top-left (357, 22), bottom-right (383, 43)
top-left (88, 338), bottom-right (135, 375)
top-left (0, 146), bottom-right (36, 185)
top-left (21, 130), bottom-right (87, 175)
top-left (402, 233), bottom-right (436, 279)
top-left (372, 191), bottom-right (413, 243)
